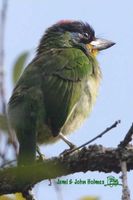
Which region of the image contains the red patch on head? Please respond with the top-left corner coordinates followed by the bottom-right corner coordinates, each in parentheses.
top-left (57, 20), bottom-right (74, 25)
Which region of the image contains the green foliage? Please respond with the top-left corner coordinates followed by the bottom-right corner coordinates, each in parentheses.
top-left (12, 52), bottom-right (29, 85)
top-left (0, 193), bottom-right (25, 200)
top-left (0, 195), bottom-right (14, 200)
top-left (14, 193), bottom-right (25, 200)
top-left (0, 114), bottom-right (8, 131)
top-left (79, 196), bottom-right (99, 200)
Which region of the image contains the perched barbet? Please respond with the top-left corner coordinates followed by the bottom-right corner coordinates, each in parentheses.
top-left (8, 20), bottom-right (115, 164)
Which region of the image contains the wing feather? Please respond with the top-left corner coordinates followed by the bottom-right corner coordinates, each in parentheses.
top-left (40, 48), bottom-right (92, 136)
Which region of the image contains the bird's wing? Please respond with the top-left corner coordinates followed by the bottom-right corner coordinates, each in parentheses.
top-left (38, 48), bottom-right (93, 136)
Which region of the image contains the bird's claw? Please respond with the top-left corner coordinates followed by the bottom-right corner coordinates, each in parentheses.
top-left (60, 144), bottom-right (77, 157)
top-left (36, 154), bottom-right (46, 162)
top-left (36, 146), bottom-right (46, 162)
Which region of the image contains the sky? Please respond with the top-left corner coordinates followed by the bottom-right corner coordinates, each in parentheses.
top-left (1, 0), bottom-right (133, 199)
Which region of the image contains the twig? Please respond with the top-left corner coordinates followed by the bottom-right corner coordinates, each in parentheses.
top-left (120, 161), bottom-right (131, 200)
top-left (0, 0), bottom-right (8, 113)
top-left (0, 0), bottom-right (17, 172)
top-left (67, 120), bottom-right (121, 154)
top-left (117, 124), bottom-right (133, 199)
top-left (0, 159), bottom-right (16, 168)
top-left (118, 123), bottom-right (133, 148)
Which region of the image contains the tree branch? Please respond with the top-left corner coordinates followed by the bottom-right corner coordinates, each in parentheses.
top-left (118, 124), bottom-right (133, 200)
top-left (0, 144), bottom-right (133, 195)
top-left (0, 0), bottom-right (8, 113)
top-left (120, 161), bottom-right (131, 200)
top-left (118, 123), bottom-right (133, 148)
top-left (67, 120), bottom-right (121, 154)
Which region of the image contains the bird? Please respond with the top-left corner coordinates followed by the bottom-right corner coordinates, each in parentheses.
top-left (8, 20), bottom-right (115, 165)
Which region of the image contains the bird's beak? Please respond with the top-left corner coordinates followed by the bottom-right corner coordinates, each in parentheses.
top-left (90, 38), bottom-right (115, 51)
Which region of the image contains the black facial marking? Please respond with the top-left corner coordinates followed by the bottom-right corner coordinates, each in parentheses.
top-left (46, 21), bottom-right (95, 43)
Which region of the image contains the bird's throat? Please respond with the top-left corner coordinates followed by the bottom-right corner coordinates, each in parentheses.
top-left (86, 44), bottom-right (98, 57)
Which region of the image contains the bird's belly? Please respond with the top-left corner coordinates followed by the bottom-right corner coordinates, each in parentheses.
top-left (62, 76), bottom-right (99, 135)
top-left (37, 76), bottom-right (100, 144)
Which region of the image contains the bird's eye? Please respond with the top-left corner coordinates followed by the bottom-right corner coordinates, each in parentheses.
top-left (83, 32), bottom-right (89, 38)
top-left (78, 32), bottom-right (91, 43)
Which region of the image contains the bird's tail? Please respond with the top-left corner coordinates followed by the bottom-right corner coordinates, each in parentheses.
top-left (8, 98), bottom-right (37, 165)
top-left (8, 87), bottom-right (44, 165)
top-left (17, 125), bottom-right (36, 165)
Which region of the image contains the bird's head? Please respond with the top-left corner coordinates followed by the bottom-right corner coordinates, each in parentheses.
top-left (38, 20), bottom-right (115, 57)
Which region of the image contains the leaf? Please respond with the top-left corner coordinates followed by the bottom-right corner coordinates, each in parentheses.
top-left (0, 193), bottom-right (25, 200)
top-left (15, 193), bottom-right (25, 200)
top-left (79, 196), bottom-right (99, 200)
top-left (0, 114), bottom-right (8, 131)
top-left (0, 195), bottom-right (14, 200)
top-left (13, 52), bottom-right (29, 85)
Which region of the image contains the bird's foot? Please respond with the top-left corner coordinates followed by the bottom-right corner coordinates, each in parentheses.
top-left (36, 146), bottom-right (45, 162)
top-left (60, 144), bottom-right (77, 157)
top-left (59, 132), bottom-right (77, 152)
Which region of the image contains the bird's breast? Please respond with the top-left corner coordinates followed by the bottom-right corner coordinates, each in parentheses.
top-left (37, 64), bottom-right (102, 144)
top-left (62, 66), bottom-right (102, 135)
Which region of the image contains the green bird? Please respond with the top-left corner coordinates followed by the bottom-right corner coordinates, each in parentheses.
top-left (8, 20), bottom-right (115, 165)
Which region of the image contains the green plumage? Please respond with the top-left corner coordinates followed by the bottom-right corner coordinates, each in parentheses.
top-left (8, 21), bottom-right (114, 165)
